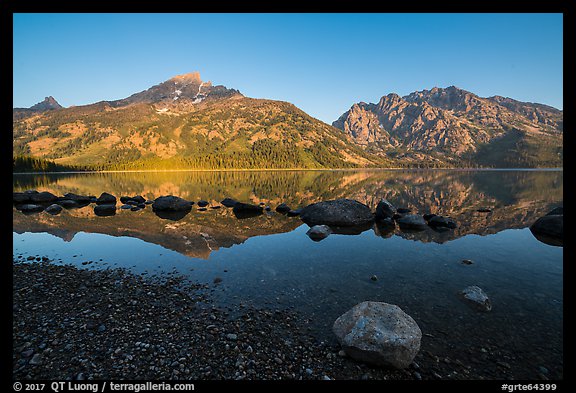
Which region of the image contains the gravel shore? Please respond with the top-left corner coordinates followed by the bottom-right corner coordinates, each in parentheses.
top-left (13, 260), bottom-right (421, 381)
top-left (15, 258), bottom-right (557, 381)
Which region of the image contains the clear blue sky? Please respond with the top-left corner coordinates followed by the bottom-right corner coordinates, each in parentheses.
top-left (13, 13), bottom-right (563, 123)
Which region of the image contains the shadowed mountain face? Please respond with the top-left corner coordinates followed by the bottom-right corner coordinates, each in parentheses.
top-left (333, 86), bottom-right (563, 167)
top-left (13, 170), bottom-right (562, 258)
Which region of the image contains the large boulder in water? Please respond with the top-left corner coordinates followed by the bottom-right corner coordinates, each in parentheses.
top-left (427, 215), bottom-right (457, 229)
top-left (333, 301), bottom-right (422, 369)
top-left (233, 202), bottom-right (263, 219)
top-left (375, 199), bottom-right (396, 221)
top-left (530, 209), bottom-right (563, 246)
top-left (63, 193), bottom-right (93, 203)
top-left (30, 191), bottom-right (58, 203)
top-left (275, 203), bottom-right (292, 213)
top-left (396, 214), bottom-right (428, 231)
top-left (152, 196), bottom-right (193, 211)
top-left (94, 204), bottom-right (116, 217)
top-left (300, 199), bottom-right (374, 227)
top-left (220, 198), bottom-right (238, 208)
top-left (44, 204), bottom-right (63, 215)
top-left (96, 192), bottom-right (117, 205)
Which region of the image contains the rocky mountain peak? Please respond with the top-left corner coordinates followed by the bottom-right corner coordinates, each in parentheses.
top-left (29, 96), bottom-right (62, 111)
top-left (170, 72), bottom-right (202, 84)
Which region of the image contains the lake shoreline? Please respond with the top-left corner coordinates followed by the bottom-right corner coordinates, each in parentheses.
top-left (12, 167), bottom-right (563, 175)
top-left (11, 258), bottom-right (525, 382)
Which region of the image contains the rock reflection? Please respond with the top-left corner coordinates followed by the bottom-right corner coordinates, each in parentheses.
top-left (13, 169), bottom-right (563, 257)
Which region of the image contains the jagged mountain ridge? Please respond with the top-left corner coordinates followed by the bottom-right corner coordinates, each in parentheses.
top-left (333, 86), bottom-right (563, 167)
top-left (13, 72), bottom-right (384, 169)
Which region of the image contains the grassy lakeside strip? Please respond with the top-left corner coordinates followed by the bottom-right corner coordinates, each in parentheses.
top-left (13, 259), bottom-right (419, 381)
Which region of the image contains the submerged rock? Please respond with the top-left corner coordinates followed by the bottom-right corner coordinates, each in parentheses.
top-left (375, 199), bottom-right (396, 220)
top-left (460, 286), bottom-right (492, 311)
top-left (306, 225), bottom-right (332, 241)
top-left (300, 199), bottom-right (374, 227)
top-left (197, 200), bottom-right (209, 207)
top-left (152, 196), bottom-right (193, 211)
top-left (333, 301), bottom-right (422, 369)
top-left (396, 215), bottom-right (428, 231)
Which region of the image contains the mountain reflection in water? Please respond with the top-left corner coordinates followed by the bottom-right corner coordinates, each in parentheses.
top-left (13, 169), bottom-right (562, 259)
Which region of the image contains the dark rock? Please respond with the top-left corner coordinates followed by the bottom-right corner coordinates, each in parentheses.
top-left (29, 353), bottom-right (43, 365)
top-left (306, 225), bottom-right (332, 241)
top-left (13, 192), bottom-right (32, 203)
top-left (30, 191), bottom-right (58, 203)
top-left (460, 286), bottom-right (492, 312)
top-left (286, 209), bottom-right (302, 217)
top-left (545, 207), bottom-right (563, 216)
top-left (530, 214), bottom-right (563, 246)
top-left (197, 200), bottom-right (209, 207)
top-left (210, 206), bottom-right (221, 209)
top-left (397, 215), bottom-right (428, 231)
top-left (63, 193), bottom-right (92, 203)
top-left (130, 206), bottom-right (141, 211)
top-left (16, 204), bottom-right (44, 213)
top-left (333, 301), bottom-right (422, 369)
top-left (461, 259), bottom-right (474, 265)
top-left (198, 207), bottom-right (207, 211)
top-left (233, 202), bottom-right (263, 219)
top-left (397, 207), bottom-right (412, 214)
top-left (477, 208), bottom-right (492, 213)
top-left (137, 203), bottom-right (146, 208)
top-left (96, 192), bottom-right (117, 205)
top-left (275, 203), bottom-right (292, 213)
top-left (213, 277), bottom-right (223, 284)
top-left (44, 204), bottom-right (63, 215)
top-left (375, 198), bottom-right (396, 220)
top-left (154, 210), bottom-right (190, 221)
top-left (392, 213), bottom-right (404, 220)
top-left (131, 195), bottom-right (146, 204)
top-left (120, 196), bottom-right (132, 204)
top-left (120, 204), bottom-right (132, 210)
top-left (300, 199), bottom-right (374, 227)
top-left (264, 206), bottom-right (271, 211)
top-left (152, 196), bottom-right (193, 211)
top-left (370, 275), bottom-right (378, 281)
top-left (374, 218), bottom-right (395, 238)
top-left (145, 200), bottom-right (154, 205)
top-left (94, 204), bottom-right (116, 217)
top-left (221, 198), bottom-right (238, 208)
top-left (428, 215), bottom-right (457, 229)
top-left (423, 213), bottom-right (437, 221)
top-left (126, 200), bottom-right (138, 205)
top-left (56, 199), bottom-right (81, 208)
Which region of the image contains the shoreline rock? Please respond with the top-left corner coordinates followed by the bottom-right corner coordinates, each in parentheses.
top-left (300, 199), bottom-right (374, 227)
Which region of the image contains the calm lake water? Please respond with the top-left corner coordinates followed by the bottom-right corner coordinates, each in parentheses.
top-left (13, 169), bottom-right (563, 379)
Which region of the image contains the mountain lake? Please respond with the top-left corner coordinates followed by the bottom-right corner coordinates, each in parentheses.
top-left (13, 169), bottom-right (563, 380)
